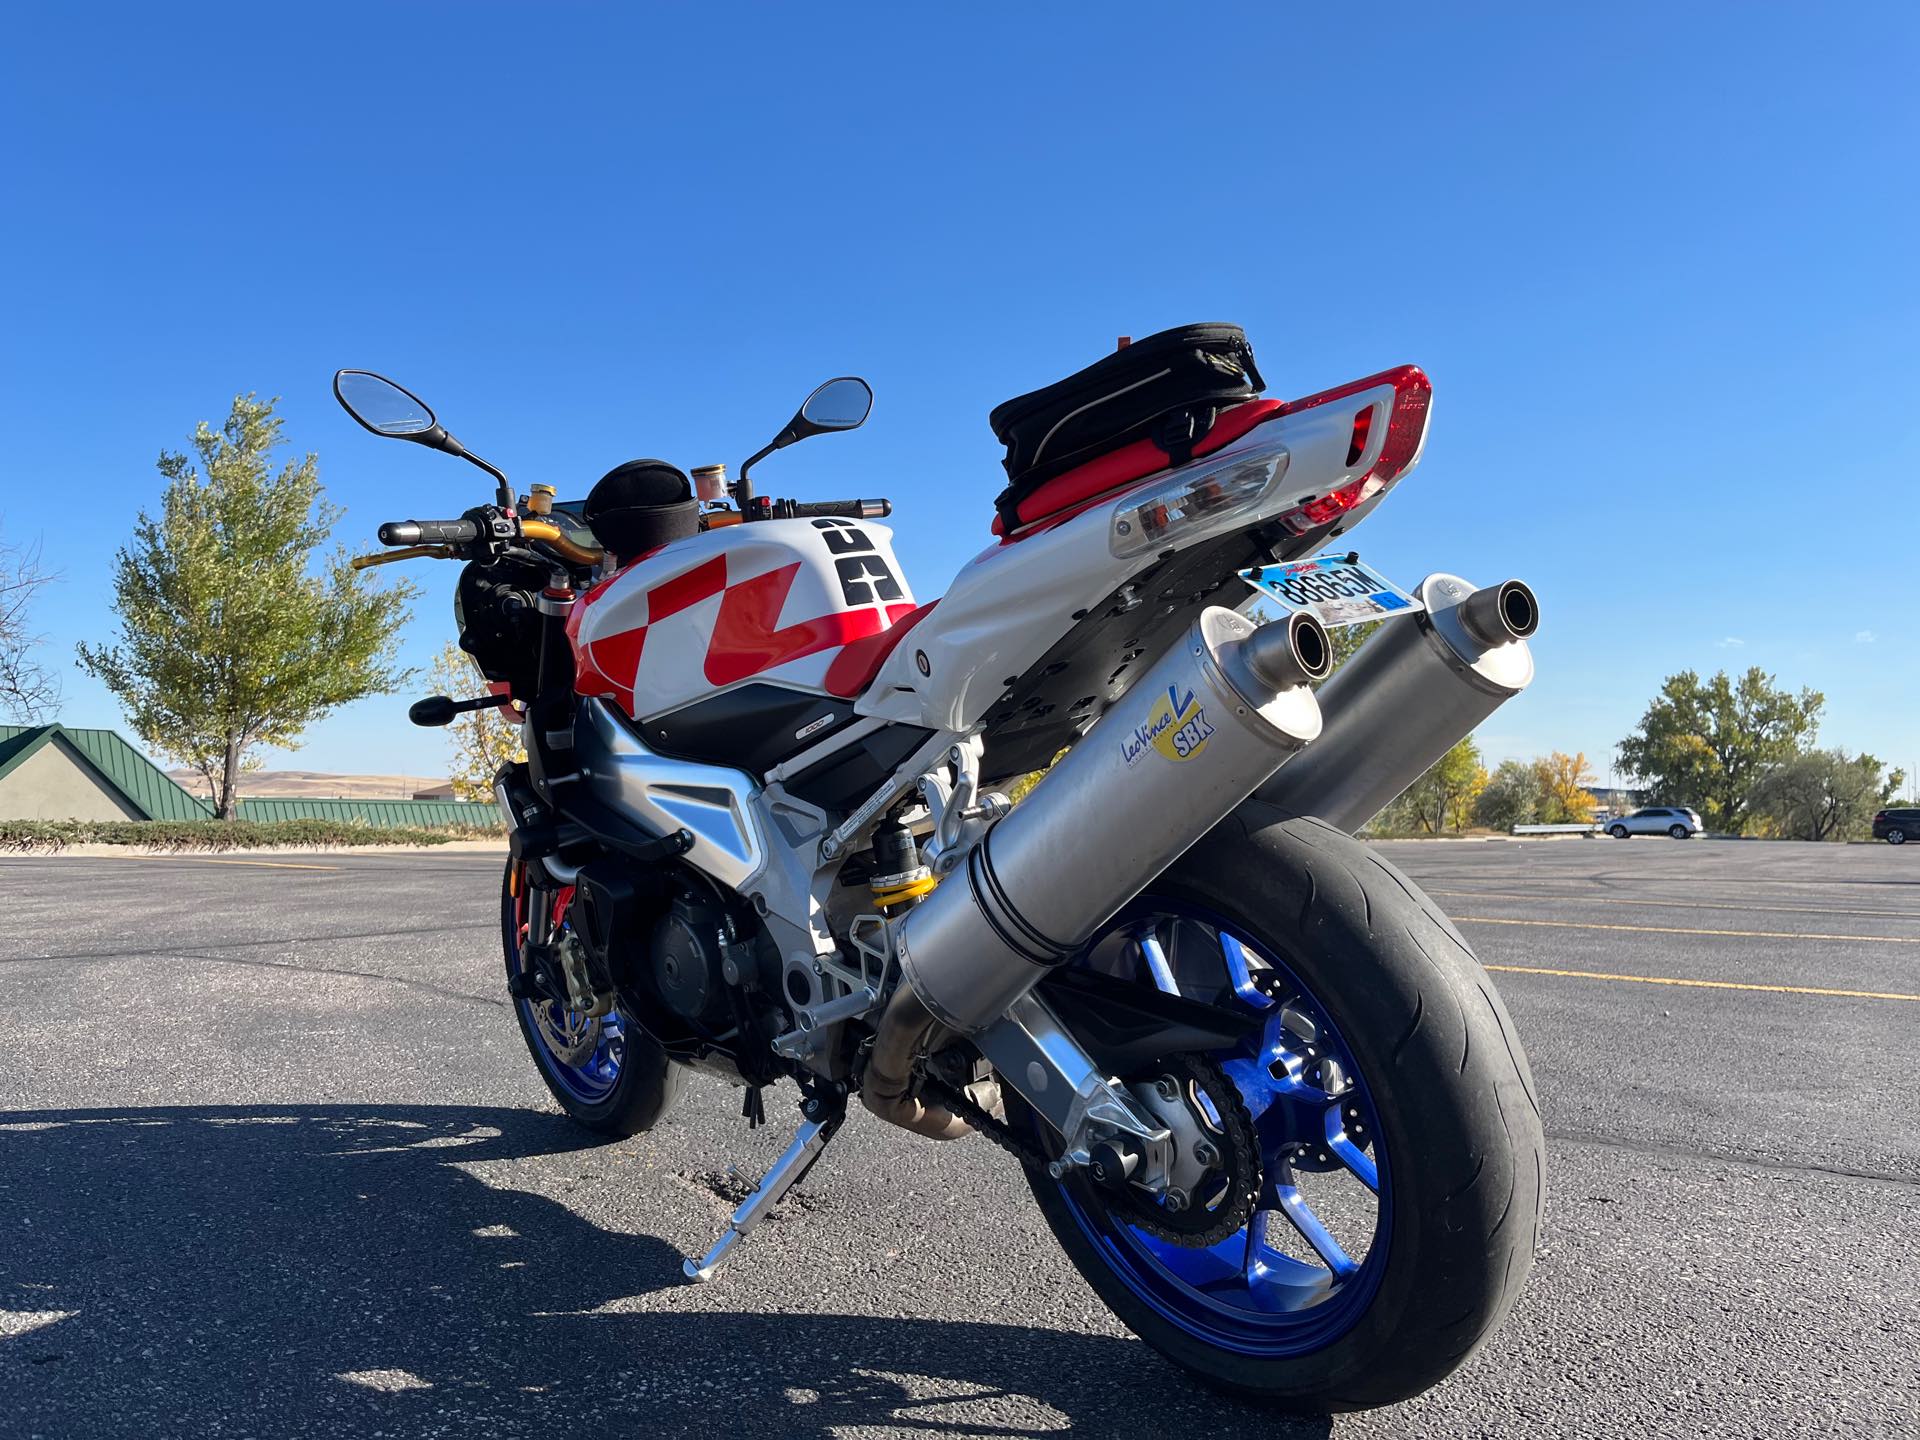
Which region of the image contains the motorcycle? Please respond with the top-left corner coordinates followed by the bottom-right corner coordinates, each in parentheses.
top-left (335, 328), bottom-right (1544, 1413)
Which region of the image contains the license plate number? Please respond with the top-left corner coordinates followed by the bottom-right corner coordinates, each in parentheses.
top-left (1237, 554), bottom-right (1422, 628)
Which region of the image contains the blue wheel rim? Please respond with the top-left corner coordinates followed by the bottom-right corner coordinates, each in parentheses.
top-left (508, 887), bottom-right (625, 1106)
top-left (1054, 900), bottom-right (1391, 1358)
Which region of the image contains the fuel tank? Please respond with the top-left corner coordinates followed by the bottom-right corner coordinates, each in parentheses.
top-left (566, 516), bottom-right (921, 735)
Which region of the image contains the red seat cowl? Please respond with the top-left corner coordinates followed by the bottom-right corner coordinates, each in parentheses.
top-left (822, 600), bottom-right (938, 698)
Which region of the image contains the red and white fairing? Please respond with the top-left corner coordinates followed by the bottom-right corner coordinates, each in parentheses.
top-left (566, 517), bottom-right (921, 723)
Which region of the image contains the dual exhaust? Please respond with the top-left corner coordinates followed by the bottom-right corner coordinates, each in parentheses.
top-left (863, 572), bottom-right (1537, 1135)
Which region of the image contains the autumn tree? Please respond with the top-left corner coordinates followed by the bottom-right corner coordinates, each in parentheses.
top-left (1475, 758), bottom-right (1546, 831)
top-left (1533, 750), bottom-right (1597, 824)
top-left (0, 524), bottom-right (59, 720)
top-left (1377, 736), bottom-right (1487, 834)
top-left (1616, 668), bottom-right (1822, 834)
top-left (78, 394), bottom-right (415, 818)
top-left (1750, 749), bottom-right (1904, 842)
top-left (429, 642), bottom-right (525, 799)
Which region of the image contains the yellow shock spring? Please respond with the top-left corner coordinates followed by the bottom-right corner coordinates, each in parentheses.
top-left (869, 874), bottom-right (939, 909)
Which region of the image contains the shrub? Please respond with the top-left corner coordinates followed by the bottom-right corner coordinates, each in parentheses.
top-left (0, 818), bottom-right (503, 852)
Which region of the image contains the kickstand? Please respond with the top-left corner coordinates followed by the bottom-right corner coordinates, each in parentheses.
top-left (682, 1108), bottom-right (843, 1282)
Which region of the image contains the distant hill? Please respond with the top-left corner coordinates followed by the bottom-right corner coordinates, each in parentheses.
top-left (167, 768), bottom-right (454, 801)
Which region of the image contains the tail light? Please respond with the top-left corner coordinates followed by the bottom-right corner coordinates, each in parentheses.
top-left (1275, 365), bottom-right (1431, 535)
top-left (1109, 438), bottom-right (1291, 557)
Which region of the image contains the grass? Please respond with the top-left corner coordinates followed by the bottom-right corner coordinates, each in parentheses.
top-left (0, 818), bottom-right (505, 853)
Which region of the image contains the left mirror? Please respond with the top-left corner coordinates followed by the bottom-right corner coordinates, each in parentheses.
top-left (797, 376), bottom-right (873, 433)
top-left (334, 370), bottom-right (439, 439)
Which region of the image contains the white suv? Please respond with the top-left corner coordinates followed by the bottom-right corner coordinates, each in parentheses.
top-left (1607, 806), bottom-right (1702, 839)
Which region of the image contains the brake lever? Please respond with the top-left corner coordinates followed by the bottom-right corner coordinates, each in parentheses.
top-left (349, 544), bottom-right (457, 571)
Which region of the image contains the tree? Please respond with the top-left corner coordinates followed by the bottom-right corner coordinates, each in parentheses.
top-left (1750, 749), bottom-right (1905, 842)
top-left (1533, 750), bottom-right (1597, 824)
top-left (1616, 668), bottom-right (1823, 834)
top-left (78, 394), bottom-right (415, 818)
top-left (429, 642), bottom-right (525, 800)
top-left (1379, 736), bottom-right (1487, 834)
top-left (0, 525), bottom-right (59, 720)
top-left (1475, 758), bottom-right (1546, 831)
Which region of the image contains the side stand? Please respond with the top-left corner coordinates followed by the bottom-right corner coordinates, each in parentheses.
top-left (682, 1108), bottom-right (843, 1282)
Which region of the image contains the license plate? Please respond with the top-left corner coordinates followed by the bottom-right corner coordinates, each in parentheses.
top-left (1237, 554), bottom-right (1422, 629)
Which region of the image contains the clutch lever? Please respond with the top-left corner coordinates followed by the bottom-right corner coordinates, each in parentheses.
top-left (350, 544), bottom-right (457, 571)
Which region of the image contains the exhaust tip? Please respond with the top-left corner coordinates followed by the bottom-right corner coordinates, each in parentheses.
top-left (1458, 579), bottom-right (1539, 647)
top-left (1289, 611), bottom-right (1334, 683)
top-left (1243, 610), bottom-right (1334, 690)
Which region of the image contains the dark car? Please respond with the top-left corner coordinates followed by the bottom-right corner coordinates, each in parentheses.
top-left (1871, 808), bottom-right (1919, 845)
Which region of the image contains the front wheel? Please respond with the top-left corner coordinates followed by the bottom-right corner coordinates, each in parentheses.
top-left (501, 860), bottom-right (685, 1137)
top-left (1609, 823), bottom-right (1629, 838)
top-left (1022, 808), bottom-right (1544, 1411)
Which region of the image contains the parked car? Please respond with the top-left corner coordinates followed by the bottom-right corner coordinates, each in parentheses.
top-left (1607, 806), bottom-right (1702, 839)
top-left (1872, 808), bottom-right (1919, 845)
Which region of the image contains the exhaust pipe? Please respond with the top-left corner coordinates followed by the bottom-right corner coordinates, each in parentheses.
top-left (1255, 574), bottom-right (1539, 833)
top-left (883, 606), bottom-right (1327, 1043)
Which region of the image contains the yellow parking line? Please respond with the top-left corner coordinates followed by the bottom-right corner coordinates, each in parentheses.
top-left (1481, 962), bottom-right (1920, 1004)
top-left (1454, 915), bottom-right (1920, 944)
top-left (1429, 888), bottom-right (1920, 923)
top-left (116, 855), bottom-right (341, 872)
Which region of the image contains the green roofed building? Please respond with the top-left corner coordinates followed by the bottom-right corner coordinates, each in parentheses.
top-left (0, 724), bottom-right (214, 821)
top-left (0, 723), bottom-right (500, 828)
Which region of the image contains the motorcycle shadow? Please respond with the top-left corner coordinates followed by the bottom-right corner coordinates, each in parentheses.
top-left (0, 1104), bottom-right (1333, 1440)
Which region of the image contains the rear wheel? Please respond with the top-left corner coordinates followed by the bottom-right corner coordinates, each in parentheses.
top-left (1890, 829), bottom-right (1908, 845)
top-left (1022, 808), bottom-right (1544, 1411)
top-left (501, 860), bottom-right (685, 1136)
top-left (1668, 823), bottom-right (1689, 839)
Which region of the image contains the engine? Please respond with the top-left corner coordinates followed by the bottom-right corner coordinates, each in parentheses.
top-left (649, 891), bottom-right (735, 1027)
top-left (567, 857), bottom-right (785, 1071)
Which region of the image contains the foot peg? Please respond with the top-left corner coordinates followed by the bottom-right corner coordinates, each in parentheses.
top-left (682, 1111), bottom-right (841, 1282)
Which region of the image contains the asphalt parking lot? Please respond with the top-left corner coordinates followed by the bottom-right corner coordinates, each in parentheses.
top-left (2, 838), bottom-right (1916, 1438)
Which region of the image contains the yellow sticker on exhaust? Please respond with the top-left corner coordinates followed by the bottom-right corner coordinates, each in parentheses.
top-left (1122, 680), bottom-right (1215, 766)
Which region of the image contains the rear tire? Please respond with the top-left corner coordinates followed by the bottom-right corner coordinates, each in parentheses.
top-left (1669, 824), bottom-right (1689, 839)
top-left (1023, 807), bottom-right (1544, 1412)
top-left (1890, 829), bottom-right (1907, 845)
top-left (501, 860), bottom-right (685, 1137)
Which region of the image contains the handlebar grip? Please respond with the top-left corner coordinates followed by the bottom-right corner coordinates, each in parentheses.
top-left (786, 498), bottom-right (892, 520)
top-left (379, 518), bottom-right (481, 546)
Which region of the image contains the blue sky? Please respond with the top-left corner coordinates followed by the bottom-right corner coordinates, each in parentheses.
top-left (2, 4), bottom-right (1914, 788)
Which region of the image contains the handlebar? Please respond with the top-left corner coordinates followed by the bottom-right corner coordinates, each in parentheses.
top-left (379, 518), bottom-right (480, 545)
top-left (781, 498), bottom-right (892, 521)
top-left (372, 514), bottom-right (604, 569)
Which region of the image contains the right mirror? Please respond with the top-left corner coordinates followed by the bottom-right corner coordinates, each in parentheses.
top-left (796, 377), bottom-right (873, 434)
top-left (334, 370), bottom-right (440, 439)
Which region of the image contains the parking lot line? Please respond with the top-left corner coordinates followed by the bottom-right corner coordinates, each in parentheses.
top-left (115, 855), bottom-right (343, 872)
top-left (1428, 888), bottom-right (1920, 922)
top-left (1454, 915), bottom-right (1920, 944)
top-left (1482, 962), bottom-right (1920, 1003)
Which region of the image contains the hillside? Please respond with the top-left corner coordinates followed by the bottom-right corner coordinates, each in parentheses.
top-left (166, 769), bottom-right (455, 801)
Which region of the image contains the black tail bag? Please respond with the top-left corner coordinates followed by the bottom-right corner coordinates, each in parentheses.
top-left (988, 323), bottom-right (1265, 529)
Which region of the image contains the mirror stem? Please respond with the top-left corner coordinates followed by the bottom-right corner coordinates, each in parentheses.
top-left (736, 439), bottom-right (782, 513)
top-left (440, 434), bottom-right (513, 508)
